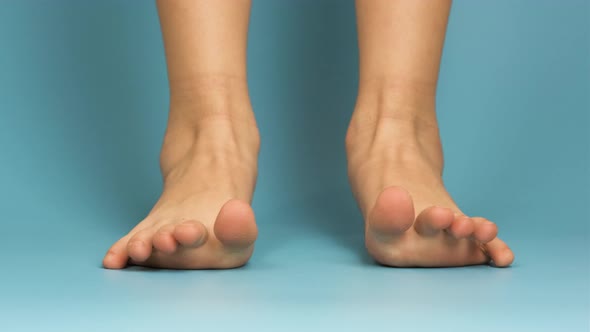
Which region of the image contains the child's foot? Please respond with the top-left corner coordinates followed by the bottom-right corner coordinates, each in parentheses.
top-left (346, 94), bottom-right (514, 267)
top-left (103, 80), bottom-right (260, 269)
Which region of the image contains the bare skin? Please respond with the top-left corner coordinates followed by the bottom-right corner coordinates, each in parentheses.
top-left (103, 0), bottom-right (514, 269)
top-left (349, 0), bottom-right (514, 267)
top-left (102, 0), bottom-right (259, 269)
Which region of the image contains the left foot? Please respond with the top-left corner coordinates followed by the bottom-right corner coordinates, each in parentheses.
top-left (346, 92), bottom-right (514, 267)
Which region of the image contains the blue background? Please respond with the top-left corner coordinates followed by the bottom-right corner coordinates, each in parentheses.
top-left (0, 1), bottom-right (588, 331)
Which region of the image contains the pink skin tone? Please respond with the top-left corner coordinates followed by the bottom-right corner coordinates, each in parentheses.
top-left (102, 0), bottom-right (514, 270)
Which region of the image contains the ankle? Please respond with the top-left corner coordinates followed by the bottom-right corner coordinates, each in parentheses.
top-left (160, 119), bottom-right (260, 182)
top-left (160, 75), bottom-right (260, 175)
top-left (170, 74), bottom-right (259, 143)
top-left (168, 74), bottom-right (256, 129)
top-left (351, 77), bottom-right (438, 129)
top-left (346, 117), bottom-right (444, 174)
top-left (346, 81), bottom-right (444, 172)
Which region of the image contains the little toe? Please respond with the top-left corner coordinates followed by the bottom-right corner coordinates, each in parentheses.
top-left (103, 236), bottom-right (130, 269)
top-left (484, 237), bottom-right (515, 267)
top-left (472, 217), bottom-right (498, 243)
top-left (446, 215), bottom-right (475, 239)
top-left (173, 220), bottom-right (208, 248)
top-left (127, 228), bottom-right (156, 262)
top-left (414, 206), bottom-right (454, 236)
top-left (367, 186), bottom-right (415, 241)
top-left (214, 199), bottom-right (258, 248)
top-left (152, 224), bottom-right (178, 254)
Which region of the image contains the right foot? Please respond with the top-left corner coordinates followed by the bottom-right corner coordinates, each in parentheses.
top-left (103, 78), bottom-right (260, 269)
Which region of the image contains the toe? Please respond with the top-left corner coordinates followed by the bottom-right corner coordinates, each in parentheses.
top-left (484, 237), bottom-right (515, 267)
top-left (472, 217), bottom-right (498, 243)
top-left (173, 220), bottom-right (208, 248)
top-left (446, 215), bottom-right (475, 239)
top-left (103, 236), bottom-right (130, 269)
top-left (152, 224), bottom-right (178, 254)
top-left (214, 199), bottom-right (258, 248)
top-left (414, 206), bottom-right (454, 236)
top-left (127, 228), bottom-right (156, 262)
top-left (367, 186), bottom-right (415, 241)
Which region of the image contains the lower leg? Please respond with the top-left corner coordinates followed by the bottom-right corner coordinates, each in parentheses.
top-left (103, 0), bottom-right (259, 269)
top-left (348, 0), bottom-right (514, 267)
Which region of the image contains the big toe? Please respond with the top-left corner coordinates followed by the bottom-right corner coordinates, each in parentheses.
top-left (367, 186), bottom-right (415, 241)
top-left (214, 199), bottom-right (258, 248)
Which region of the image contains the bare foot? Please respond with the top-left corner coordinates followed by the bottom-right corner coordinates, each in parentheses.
top-left (103, 80), bottom-right (260, 269)
top-left (346, 97), bottom-right (514, 267)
